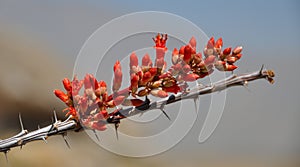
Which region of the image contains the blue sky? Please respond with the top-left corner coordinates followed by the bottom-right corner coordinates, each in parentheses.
top-left (104, 0), bottom-right (299, 53)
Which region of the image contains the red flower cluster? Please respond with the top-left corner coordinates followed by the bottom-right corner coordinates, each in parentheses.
top-left (54, 33), bottom-right (243, 132)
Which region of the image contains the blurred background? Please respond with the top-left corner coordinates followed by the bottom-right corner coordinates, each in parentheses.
top-left (0, 0), bottom-right (299, 166)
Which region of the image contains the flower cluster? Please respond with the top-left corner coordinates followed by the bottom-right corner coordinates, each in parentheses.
top-left (54, 33), bottom-right (243, 132)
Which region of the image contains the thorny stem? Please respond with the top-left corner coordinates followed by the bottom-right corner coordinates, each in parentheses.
top-left (0, 68), bottom-right (274, 156)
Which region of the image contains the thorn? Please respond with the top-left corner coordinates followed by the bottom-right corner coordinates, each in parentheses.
top-left (139, 112), bottom-right (144, 117)
top-left (160, 106), bottom-right (171, 120)
top-left (193, 96), bottom-right (199, 114)
top-left (19, 113), bottom-right (24, 131)
top-left (260, 64), bottom-right (265, 73)
top-left (62, 133), bottom-right (71, 149)
top-left (93, 130), bottom-right (100, 142)
top-left (115, 123), bottom-right (119, 140)
top-left (4, 151), bottom-right (8, 163)
top-left (42, 137), bottom-right (48, 144)
top-left (243, 81), bottom-right (252, 93)
top-left (53, 110), bottom-right (58, 122)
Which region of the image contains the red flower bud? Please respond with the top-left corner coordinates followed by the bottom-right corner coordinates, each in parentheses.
top-left (173, 63), bottom-right (182, 71)
top-left (215, 38), bottom-right (223, 49)
top-left (204, 55), bottom-right (216, 65)
top-left (214, 60), bottom-right (226, 71)
top-left (193, 53), bottom-right (202, 64)
top-left (182, 73), bottom-right (200, 82)
top-left (123, 99), bottom-right (144, 107)
top-left (156, 47), bottom-right (166, 60)
top-left (64, 107), bottom-right (77, 117)
top-left (71, 76), bottom-right (83, 95)
top-left (142, 53), bottom-right (152, 67)
top-left (99, 80), bottom-right (107, 88)
top-left (130, 52), bottom-right (139, 67)
top-left (113, 95), bottom-right (126, 106)
top-left (226, 64), bottom-right (238, 71)
top-left (94, 110), bottom-right (108, 120)
top-left (179, 46), bottom-right (185, 55)
top-left (113, 69), bottom-right (122, 92)
top-left (78, 96), bottom-right (88, 114)
top-left (149, 67), bottom-right (158, 76)
top-left (114, 60), bottom-right (122, 72)
top-left (183, 45), bottom-right (192, 63)
top-left (226, 56), bottom-right (238, 64)
top-left (207, 37), bottom-right (215, 49)
top-left (163, 85), bottom-right (181, 94)
top-left (233, 46), bottom-right (242, 55)
top-left (130, 73), bottom-right (139, 94)
top-left (91, 121), bottom-right (107, 131)
top-left (62, 78), bottom-right (72, 92)
top-left (172, 48), bottom-right (179, 65)
top-left (138, 88), bottom-right (149, 97)
top-left (223, 47), bottom-right (232, 55)
top-left (182, 64), bottom-right (191, 73)
top-left (150, 89), bottom-right (168, 98)
top-left (156, 58), bottom-right (164, 68)
top-left (54, 89), bottom-right (69, 103)
top-left (235, 53), bottom-right (242, 60)
top-left (189, 36), bottom-right (197, 49)
top-left (141, 71), bottom-right (152, 84)
top-left (84, 74), bottom-right (95, 89)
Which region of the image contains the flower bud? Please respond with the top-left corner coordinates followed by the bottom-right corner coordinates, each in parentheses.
top-left (114, 60), bottom-right (122, 72)
top-left (62, 78), bottom-right (72, 92)
top-left (91, 121), bottom-right (107, 131)
top-left (172, 48), bottom-right (179, 65)
top-left (222, 47), bottom-right (232, 55)
top-left (226, 56), bottom-right (238, 64)
top-left (137, 88), bottom-right (149, 97)
top-left (204, 55), bottom-right (216, 65)
top-left (182, 73), bottom-right (200, 82)
top-left (182, 64), bottom-right (191, 73)
top-left (130, 73), bottom-right (139, 94)
top-left (215, 38), bottom-right (223, 49)
top-left (214, 60), bottom-right (226, 71)
top-left (234, 53), bottom-right (242, 60)
top-left (54, 89), bottom-right (69, 103)
top-left (142, 53), bottom-right (152, 67)
top-left (123, 99), bottom-right (144, 107)
top-left (156, 58), bottom-right (164, 68)
top-left (130, 52), bottom-right (139, 67)
top-left (225, 64), bottom-right (238, 71)
top-left (179, 46), bottom-right (185, 55)
top-left (113, 95), bottom-right (126, 106)
top-left (113, 69), bottom-right (122, 92)
top-left (193, 53), bottom-right (202, 64)
top-left (163, 85), bottom-right (181, 94)
top-left (150, 89), bottom-right (168, 98)
top-left (207, 37), bottom-right (215, 49)
top-left (233, 46), bottom-right (242, 55)
top-left (183, 45), bottom-right (192, 63)
top-left (189, 36), bottom-right (197, 49)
